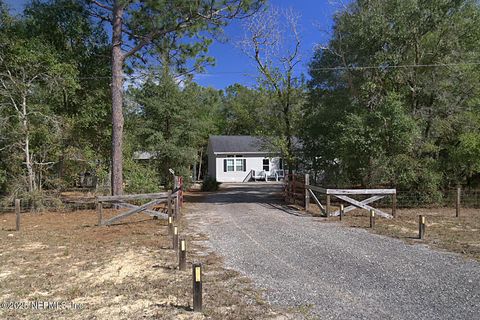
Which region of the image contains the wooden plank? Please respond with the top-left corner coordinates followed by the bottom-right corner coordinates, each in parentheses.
top-left (456, 187), bottom-right (461, 217)
top-left (15, 199), bottom-right (20, 231)
top-left (326, 189), bottom-right (396, 195)
top-left (97, 192), bottom-right (169, 202)
top-left (305, 185), bottom-right (327, 193)
top-left (326, 194), bottom-right (331, 217)
top-left (334, 195), bottom-right (392, 219)
top-left (97, 201), bottom-right (103, 226)
top-left (103, 198), bottom-right (165, 225)
top-left (330, 195), bottom-right (385, 216)
top-left (117, 203), bottom-right (167, 218)
top-left (392, 193), bottom-right (397, 218)
top-left (308, 189), bottom-right (325, 214)
top-left (305, 174), bottom-right (310, 211)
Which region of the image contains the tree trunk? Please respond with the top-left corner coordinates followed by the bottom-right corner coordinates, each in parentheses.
top-left (22, 95), bottom-right (34, 193)
top-left (110, 3), bottom-right (125, 195)
top-left (197, 148), bottom-right (203, 181)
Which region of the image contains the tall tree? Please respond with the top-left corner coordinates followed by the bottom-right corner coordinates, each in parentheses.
top-left (128, 70), bottom-right (220, 187)
top-left (0, 18), bottom-right (77, 193)
top-left (304, 0), bottom-right (480, 195)
top-left (88, 0), bottom-right (264, 195)
top-left (219, 83), bottom-right (268, 135)
top-left (240, 6), bottom-right (305, 171)
top-left (24, 0), bottom-right (112, 187)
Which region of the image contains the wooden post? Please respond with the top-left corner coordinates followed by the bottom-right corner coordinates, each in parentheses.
top-left (173, 225), bottom-right (178, 251)
top-left (97, 201), bottom-right (103, 226)
top-left (370, 209), bottom-right (375, 228)
top-left (339, 204), bottom-right (344, 221)
top-left (326, 194), bottom-right (331, 217)
top-left (456, 187), bottom-right (461, 218)
top-left (167, 191), bottom-right (172, 216)
top-left (179, 238), bottom-right (186, 271)
top-left (419, 215), bottom-right (426, 239)
top-left (292, 174), bottom-right (296, 205)
top-left (15, 199), bottom-right (20, 231)
top-left (392, 192), bottom-right (397, 218)
top-left (304, 174), bottom-right (310, 211)
top-left (192, 263), bottom-right (203, 312)
top-left (168, 215), bottom-right (173, 235)
top-left (175, 192), bottom-right (180, 217)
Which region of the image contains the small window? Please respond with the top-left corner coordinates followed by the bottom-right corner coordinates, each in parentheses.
top-left (236, 159), bottom-right (246, 171)
top-left (279, 158), bottom-right (283, 170)
top-left (226, 159), bottom-right (234, 171)
top-left (263, 158), bottom-right (270, 172)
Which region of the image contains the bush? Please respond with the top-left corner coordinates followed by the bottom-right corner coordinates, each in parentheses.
top-left (201, 176), bottom-right (220, 192)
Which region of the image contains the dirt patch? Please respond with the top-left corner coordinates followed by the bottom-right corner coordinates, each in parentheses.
top-left (308, 205), bottom-right (480, 261)
top-left (0, 206), bottom-right (297, 319)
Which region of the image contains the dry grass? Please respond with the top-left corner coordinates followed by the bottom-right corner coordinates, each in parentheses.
top-left (0, 206), bottom-right (295, 319)
top-left (308, 205), bottom-right (480, 261)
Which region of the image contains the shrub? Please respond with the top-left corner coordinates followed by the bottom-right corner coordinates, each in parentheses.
top-left (201, 176), bottom-right (220, 192)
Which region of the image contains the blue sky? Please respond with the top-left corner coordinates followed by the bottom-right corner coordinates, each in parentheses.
top-left (5, 0), bottom-right (346, 89)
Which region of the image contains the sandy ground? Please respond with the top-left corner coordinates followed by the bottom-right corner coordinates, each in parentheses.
top-left (0, 205), bottom-right (297, 319)
top-left (188, 183), bottom-right (480, 319)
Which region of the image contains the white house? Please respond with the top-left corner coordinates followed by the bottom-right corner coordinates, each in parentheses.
top-left (207, 135), bottom-right (284, 183)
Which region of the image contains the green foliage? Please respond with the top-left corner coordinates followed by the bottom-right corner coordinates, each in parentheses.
top-left (201, 176), bottom-right (221, 192)
top-left (127, 70), bottom-right (221, 188)
top-left (303, 0), bottom-right (480, 198)
top-left (0, 0), bottom-right (111, 197)
top-left (219, 84), bottom-right (269, 135)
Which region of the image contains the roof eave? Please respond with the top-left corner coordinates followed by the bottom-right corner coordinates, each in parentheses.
top-left (213, 151), bottom-right (280, 155)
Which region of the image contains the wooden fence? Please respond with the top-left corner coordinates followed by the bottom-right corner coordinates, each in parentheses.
top-left (285, 174), bottom-right (397, 219)
top-left (97, 176), bottom-right (184, 226)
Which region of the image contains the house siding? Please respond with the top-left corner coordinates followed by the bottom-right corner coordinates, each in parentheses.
top-left (214, 153), bottom-right (281, 182)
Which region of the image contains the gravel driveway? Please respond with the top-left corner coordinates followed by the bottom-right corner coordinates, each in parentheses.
top-left (187, 183), bottom-right (480, 319)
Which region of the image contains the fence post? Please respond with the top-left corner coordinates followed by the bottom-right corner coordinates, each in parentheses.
top-left (392, 192), bottom-right (397, 218)
top-left (15, 199), bottom-right (20, 231)
top-left (326, 194), bottom-right (330, 217)
top-left (192, 263), bottom-right (203, 312)
top-left (419, 215), bottom-right (426, 239)
top-left (175, 192), bottom-right (180, 217)
top-left (167, 191), bottom-right (172, 217)
top-left (168, 215), bottom-right (173, 235)
top-left (173, 225), bottom-right (178, 251)
top-left (292, 174), bottom-right (296, 205)
top-left (179, 238), bottom-right (186, 271)
top-left (179, 176), bottom-right (184, 208)
top-left (339, 204), bottom-right (344, 221)
top-left (304, 174), bottom-right (310, 211)
top-left (97, 201), bottom-right (103, 226)
top-left (370, 209), bottom-right (375, 228)
top-left (456, 187), bottom-right (461, 218)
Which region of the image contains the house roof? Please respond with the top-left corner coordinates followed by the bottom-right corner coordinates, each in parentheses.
top-left (209, 135), bottom-right (276, 154)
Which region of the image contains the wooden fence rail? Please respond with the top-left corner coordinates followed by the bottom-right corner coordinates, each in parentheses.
top-left (285, 174), bottom-right (397, 219)
top-left (97, 176), bottom-right (184, 226)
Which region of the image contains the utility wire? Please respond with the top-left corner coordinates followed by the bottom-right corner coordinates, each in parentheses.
top-left (72, 61), bottom-right (480, 80)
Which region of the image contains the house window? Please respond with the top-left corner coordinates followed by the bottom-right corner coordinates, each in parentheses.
top-left (224, 156), bottom-right (246, 172)
top-left (263, 158), bottom-right (270, 172)
top-left (236, 159), bottom-right (246, 171)
top-left (227, 159), bottom-right (234, 171)
top-left (279, 158), bottom-right (283, 170)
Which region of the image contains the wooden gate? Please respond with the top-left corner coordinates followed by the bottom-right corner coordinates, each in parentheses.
top-left (287, 173), bottom-right (397, 219)
top-left (284, 174), bottom-right (307, 207)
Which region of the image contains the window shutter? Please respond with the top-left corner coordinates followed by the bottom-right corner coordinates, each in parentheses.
top-left (243, 159), bottom-right (246, 172)
top-left (224, 159), bottom-right (227, 172)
